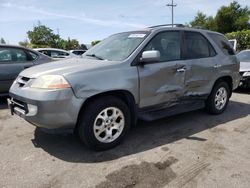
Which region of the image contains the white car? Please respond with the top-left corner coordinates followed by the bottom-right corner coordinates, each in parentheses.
top-left (34, 48), bottom-right (78, 59)
top-left (237, 49), bottom-right (250, 88)
top-left (229, 39), bottom-right (237, 51)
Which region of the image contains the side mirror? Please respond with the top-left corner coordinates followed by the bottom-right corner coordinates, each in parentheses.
top-left (140, 50), bottom-right (160, 63)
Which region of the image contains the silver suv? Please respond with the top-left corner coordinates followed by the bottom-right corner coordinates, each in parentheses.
top-left (8, 25), bottom-right (240, 150)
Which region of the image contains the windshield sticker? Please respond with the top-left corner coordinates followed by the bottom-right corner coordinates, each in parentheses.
top-left (128, 34), bottom-right (146, 38)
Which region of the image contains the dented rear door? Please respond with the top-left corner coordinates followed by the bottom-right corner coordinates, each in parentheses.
top-left (182, 31), bottom-right (217, 97)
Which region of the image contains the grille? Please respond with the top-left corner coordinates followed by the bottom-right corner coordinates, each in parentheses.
top-left (11, 98), bottom-right (28, 114)
top-left (16, 76), bottom-right (30, 87)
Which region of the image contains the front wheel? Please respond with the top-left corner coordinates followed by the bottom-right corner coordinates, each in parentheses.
top-left (77, 96), bottom-right (131, 150)
top-left (206, 82), bottom-right (230, 114)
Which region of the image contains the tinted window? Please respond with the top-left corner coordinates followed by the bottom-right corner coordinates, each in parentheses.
top-left (27, 51), bottom-right (38, 60)
top-left (72, 50), bottom-right (85, 55)
top-left (0, 48), bottom-right (28, 63)
top-left (208, 33), bottom-right (235, 56)
top-left (184, 32), bottom-right (216, 59)
top-left (51, 50), bottom-right (69, 58)
top-left (144, 31), bottom-right (181, 61)
top-left (237, 51), bottom-right (250, 62)
top-left (39, 50), bottom-right (50, 57)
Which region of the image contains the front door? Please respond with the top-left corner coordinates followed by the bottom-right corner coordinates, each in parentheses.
top-left (138, 31), bottom-right (188, 108)
top-left (0, 47), bottom-right (34, 94)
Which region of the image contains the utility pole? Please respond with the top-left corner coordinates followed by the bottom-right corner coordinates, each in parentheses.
top-left (56, 28), bottom-right (60, 36)
top-left (166, 0), bottom-right (177, 27)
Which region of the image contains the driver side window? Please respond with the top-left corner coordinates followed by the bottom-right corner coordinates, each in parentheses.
top-left (144, 31), bottom-right (181, 62)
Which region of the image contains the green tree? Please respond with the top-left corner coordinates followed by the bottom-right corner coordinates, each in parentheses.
top-left (190, 12), bottom-right (217, 31)
top-left (226, 30), bottom-right (250, 51)
top-left (91, 40), bottom-right (101, 46)
top-left (19, 39), bottom-right (29, 47)
top-left (27, 24), bottom-right (60, 48)
top-left (0, 37), bottom-right (6, 44)
top-left (26, 22), bottom-right (84, 50)
top-left (190, 12), bottom-right (207, 28)
top-left (79, 44), bottom-right (87, 50)
top-left (65, 38), bottom-right (79, 50)
top-left (189, 1), bottom-right (250, 33)
top-left (215, 1), bottom-right (250, 33)
top-left (57, 38), bottom-right (80, 50)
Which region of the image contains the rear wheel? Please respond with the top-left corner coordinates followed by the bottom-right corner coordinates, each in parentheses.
top-left (206, 81), bottom-right (230, 114)
top-left (77, 96), bottom-right (131, 150)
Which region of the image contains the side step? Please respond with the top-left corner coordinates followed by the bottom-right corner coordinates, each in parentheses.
top-left (138, 100), bottom-right (205, 121)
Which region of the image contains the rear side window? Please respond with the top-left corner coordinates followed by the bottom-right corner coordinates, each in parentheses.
top-left (208, 33), bottom-right (235, 56)
top-left (184, 31), bottom-right (216, 59)
top-left (27, 51), bottom-right (38, 60)
top-left (39, 50), bottom-right (50, 57)
top-left (0, 48), bottom-right (28, 63)
top-left (51, 50), bottom-right (69, 58)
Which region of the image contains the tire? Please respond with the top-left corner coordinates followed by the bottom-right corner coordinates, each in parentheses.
top-left (205, 81), bottom-right (230, 114)
top-left (77, 96), bottom-right (131, 151)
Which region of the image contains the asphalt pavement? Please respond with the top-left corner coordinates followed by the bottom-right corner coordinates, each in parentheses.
top-left (0, 89), bottom-right (250, 188)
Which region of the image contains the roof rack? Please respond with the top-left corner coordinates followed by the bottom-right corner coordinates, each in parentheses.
top-left (148, 24), bottom-right (185, 28)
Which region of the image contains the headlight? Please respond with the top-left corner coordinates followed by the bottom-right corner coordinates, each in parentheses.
top-left (243, 72), bottom-right (250, 77)
top-left (30, 75), bottom-right (71, 89)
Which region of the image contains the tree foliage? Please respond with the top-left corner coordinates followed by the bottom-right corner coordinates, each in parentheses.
top-left (26, 22), bottom-right (87, 50)
top-left (0, 38), bottom-right (6, 44)
top-left (18, 39), bottom-right (29, 47)
top-left (91, 40), bottom-right (101, 46)
top-left (27, 25), bottom-right (60, 48)
top-left (226, 30), bottom-right (250, 51)
top-left (216, 1), bottom-right (250, 33)
top-left (189, 1), bottom-right (250, 33)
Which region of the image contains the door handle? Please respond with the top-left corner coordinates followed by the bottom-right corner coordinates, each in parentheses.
top-left (214, 64), bottom-right (222, 68)
top-left (176, 68), bottom-right (186, 73)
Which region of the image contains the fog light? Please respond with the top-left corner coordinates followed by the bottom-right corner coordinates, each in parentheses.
top-left (26, 104), bottom-right (38, 116)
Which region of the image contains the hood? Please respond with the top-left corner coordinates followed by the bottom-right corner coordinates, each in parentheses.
top-left (240, 61), bottom-right (250, 72)
top-left (20, 58), bottom-right (115, 78)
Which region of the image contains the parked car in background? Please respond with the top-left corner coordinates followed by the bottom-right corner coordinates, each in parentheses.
top-left (34, 48), bottom-right (78, 59)
top-left (8, 25), bottom-right (240, 150)
top-left (229, 39), bottom-right (237, 51)
top-left (0, 45), bottom-right (53, 96)
top-left (237, 49), bottom-right (250, 88)
top-left (70, 49), bottom-right (86, 56)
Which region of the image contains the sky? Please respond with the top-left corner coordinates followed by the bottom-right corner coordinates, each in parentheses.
top-left (0, 0), bottom-right (249, 45)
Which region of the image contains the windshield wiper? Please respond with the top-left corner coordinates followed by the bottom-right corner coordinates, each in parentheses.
top-left (85, 54), bottom-right (104, 60)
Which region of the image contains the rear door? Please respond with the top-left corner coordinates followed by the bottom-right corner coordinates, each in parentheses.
top-left (182, 31), bottom-right (217, 97)
top-left (0, 47), bottom-right (34, 94)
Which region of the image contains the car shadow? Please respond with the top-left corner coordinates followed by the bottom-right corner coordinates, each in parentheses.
top-left (234, 87), bottom-right (250, 94)
top-left (31, 100), bottom-right (250, 163)
top-left (0, 97), bottom-right (8, 109)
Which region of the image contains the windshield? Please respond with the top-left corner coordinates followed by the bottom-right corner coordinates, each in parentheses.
top-left (237, 51), bottom-right (250, 62)
top-left (83, 32), bottom-right (149, 61)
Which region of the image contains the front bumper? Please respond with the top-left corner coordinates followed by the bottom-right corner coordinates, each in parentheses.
top-left (8, 85), bottom-right (84, 129)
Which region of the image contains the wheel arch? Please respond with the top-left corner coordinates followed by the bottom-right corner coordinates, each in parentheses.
top-left (213, 76), bottom-right (233, 97)
top-left (76, 90), bottom-right (138, 129)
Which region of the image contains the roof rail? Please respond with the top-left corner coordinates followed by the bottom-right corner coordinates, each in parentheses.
top-left (148, 24), bottom-right (185, 28)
